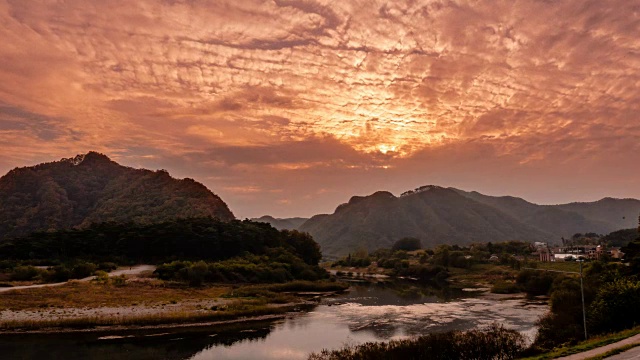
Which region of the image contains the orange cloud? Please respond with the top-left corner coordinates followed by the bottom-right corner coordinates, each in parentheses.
top-left (1, 0), bottom-right (639, 217)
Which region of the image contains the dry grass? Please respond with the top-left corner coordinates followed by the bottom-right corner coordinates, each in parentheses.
top-left (0, 303), bottom-right (297, 331)
top-left (0, 280), bottom-right (231, 310)
top-left (448, 264), bottom-right (519, 288)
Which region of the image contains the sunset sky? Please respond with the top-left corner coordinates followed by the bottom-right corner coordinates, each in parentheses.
top-left (1, 0), bottom-right (639, 218)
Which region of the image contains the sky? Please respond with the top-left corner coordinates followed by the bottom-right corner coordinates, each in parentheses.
top-left (0, 0), bottom-right (639, 219)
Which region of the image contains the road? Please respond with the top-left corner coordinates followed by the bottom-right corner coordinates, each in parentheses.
top-left (555, 333), bottom-right (640, 360)
top-left (0, 265), bottom-right (155, 293)
top-left (606, 345), bottom-right (640, 360)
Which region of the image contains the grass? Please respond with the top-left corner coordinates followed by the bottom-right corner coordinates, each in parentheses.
top-left (226, 281), bottom-right (349, 303)
top-left (0, 301), bottom-right (300, 331)
top-left (448, 263), bottom-right (519, 289)
top-left (584, 343), bottom-right (640, 360)
top-left (532, 262), bottom-right (582, 273)
top-left (519, 326), bottom-right (640, 360)
top-left (0, 280), bottom-right (231, 310)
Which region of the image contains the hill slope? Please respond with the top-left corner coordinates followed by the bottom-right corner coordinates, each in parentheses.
top-left (0, 152), bottom-right (234, 239)
top-left (299, 186), bottom-right (553, 257)
top-left (452, 189), bottom-right (615, 237)
top-left (554, 198), bottom-right (640, 231)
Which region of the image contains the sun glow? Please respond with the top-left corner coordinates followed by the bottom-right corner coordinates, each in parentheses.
top-left (378, 144), bottom-right (396, 154)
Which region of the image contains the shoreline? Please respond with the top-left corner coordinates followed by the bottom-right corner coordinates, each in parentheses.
top-left (0, 311), bottom-right (296, 335)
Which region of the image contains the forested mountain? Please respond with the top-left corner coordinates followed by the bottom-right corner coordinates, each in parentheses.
top-left (251, 216), bottom-right (308, 230)
top-left (299, 186), bottom-right (552, 257)
top-left (452, 189), bottom-right (613, 236)
top-left (553, 198), bottom-right (640, 230)
top-left (0, 152), bottom-right (234, 239)
top-left (300, 186), bottom-right (640, 257)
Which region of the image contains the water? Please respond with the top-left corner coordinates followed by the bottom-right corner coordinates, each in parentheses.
top-left (0, 280), bottom-right (548, 360)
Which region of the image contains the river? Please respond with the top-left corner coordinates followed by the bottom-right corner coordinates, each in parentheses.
top-left (0, 279), bottom-right (548, 360)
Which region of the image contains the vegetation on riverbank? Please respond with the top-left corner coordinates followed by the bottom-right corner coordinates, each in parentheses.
top-left (520, 325), bottom-right (640, 360)
top-left (309, 324), bottom-right (526, 360)
top-left (0, 301), bottom-right (299, 331)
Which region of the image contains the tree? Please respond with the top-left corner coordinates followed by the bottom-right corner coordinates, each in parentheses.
top-left (589, 278), bottom-right (640, 333)
top-left (392, 237), bottom-right (422, 251)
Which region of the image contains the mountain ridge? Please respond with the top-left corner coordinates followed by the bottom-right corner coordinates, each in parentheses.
top-left (300, 185), bottom-right (640, 257)
top-left (0, 152), bottom-right (234, 239)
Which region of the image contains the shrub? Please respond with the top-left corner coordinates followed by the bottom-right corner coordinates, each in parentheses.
top-left (589, 278), bottom-right (640, 333)
top-left (309, 324), bottom-right (525, 360)
top-left (10, 266), bottom-right (41, 281)
top-left (392, 237), bottom-right (422, 252)
top-left (94, 270), bottom-right (109, 283)
top-left (71, 262), bottom-right (97, 279)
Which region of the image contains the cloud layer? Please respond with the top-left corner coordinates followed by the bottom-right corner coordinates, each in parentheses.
top-left (1, 0), bottom-right (639, 217)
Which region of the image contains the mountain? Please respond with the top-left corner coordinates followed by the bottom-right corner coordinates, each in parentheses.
top-left (300, 185), bottom-right (640, 257)
top-left (0, 152), bottom-right (234, 239)
top-left (453, 189), bottom-right (640, 236)
top-left (251, 216), bottom-right (308, 230)
top-left (299, 186), bottom-right (553, 257)
top-left (451, 189), bottom-right (614, 237)
top-left (554, 198), bottom-right (640, 231)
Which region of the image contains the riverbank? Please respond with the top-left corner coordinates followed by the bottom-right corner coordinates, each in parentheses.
top-left (0, 277), bottom-right (348, 333)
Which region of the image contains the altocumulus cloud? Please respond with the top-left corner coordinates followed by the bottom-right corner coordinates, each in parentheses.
top-left (0, 0), bottom-right (639, 217)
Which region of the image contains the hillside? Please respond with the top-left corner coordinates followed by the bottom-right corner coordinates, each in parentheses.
top-left (554, 198), bottom-right (640, 230)
top-left (251, 216), bottom-right (308, 230)
top-left (0, 152), bottom-right (234, 239)
top-left (452, 189), bottom-right (614, 236)
top-left (299, 186), bottom-right (553, 257)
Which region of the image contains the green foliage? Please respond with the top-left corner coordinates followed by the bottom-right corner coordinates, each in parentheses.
top-left (308, 324), bottom-right (526, 360)
top-left (391, 237), bottom-right (422, 252)
top-left (332, 253), bottom-right (372, 268)
top-left (155, 249), bottom-right (327, 285)
top-left (602, 228), bottom-right (638, 247)
top-left (10, 266), bottom-right (42, 281)
top-left (94, 270), bottom-right (109, 283)
top-left (589, 278), bottom-right (640, 333)
top-left (516, 270), bottom-right (556, 296)
top-left (0, 152), bottom-right (234, 240)
top-left (0, 218), bottom-right (322, 267)
top-left (71, 262), bottom-right (97, 279)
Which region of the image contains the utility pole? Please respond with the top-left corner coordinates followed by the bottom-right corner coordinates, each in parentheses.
top-left (579, 260), bottom-right (587, 340)
top-left (523, 264), bottom-right (588, 340)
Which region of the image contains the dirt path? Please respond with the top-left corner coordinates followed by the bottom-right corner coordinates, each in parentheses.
top-left (0, 265), bottom-right (155, 293)
top-left (555, 333), bottom-right (640, 360)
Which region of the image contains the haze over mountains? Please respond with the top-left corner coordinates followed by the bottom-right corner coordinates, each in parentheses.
top-left (0, 152), bottom-right (234, 239)
top-left (300, 186), bottom-right (640, 256)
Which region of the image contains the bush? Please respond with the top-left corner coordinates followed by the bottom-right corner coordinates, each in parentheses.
top-left (309, 324), bottom-right (525, 360)
top-left (45, 265), bottom-right (72, 282)
top-left (10, 266), bottom-right (41, 281)
top-left (392, 238), bottom-right (422, 252)
top-left (516, 270), bottom-right (555, 296)
top-left (71, 262), bottom-right (97, 279)
top-left (589, 278), bottom-right (640, 333)
top-left (94, 270), bottom-right (109, 283)
top-left (111, 275), bottom-right (126, 286)
top-left (97, 262), bottom-right (118, 272)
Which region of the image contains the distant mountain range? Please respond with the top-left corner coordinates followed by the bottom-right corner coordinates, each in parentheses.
top-left (299, 185), bottom-right (640, 257)
top-left (250, 216), bottom-right (309, 231)
top-left (0, 152), bottom-right (234, 239)
top-left (2, 154), bottom-right (639, 258)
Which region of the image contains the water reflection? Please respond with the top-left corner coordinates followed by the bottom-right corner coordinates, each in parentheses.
top-left (0, 280), bottom-right (547, 360)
